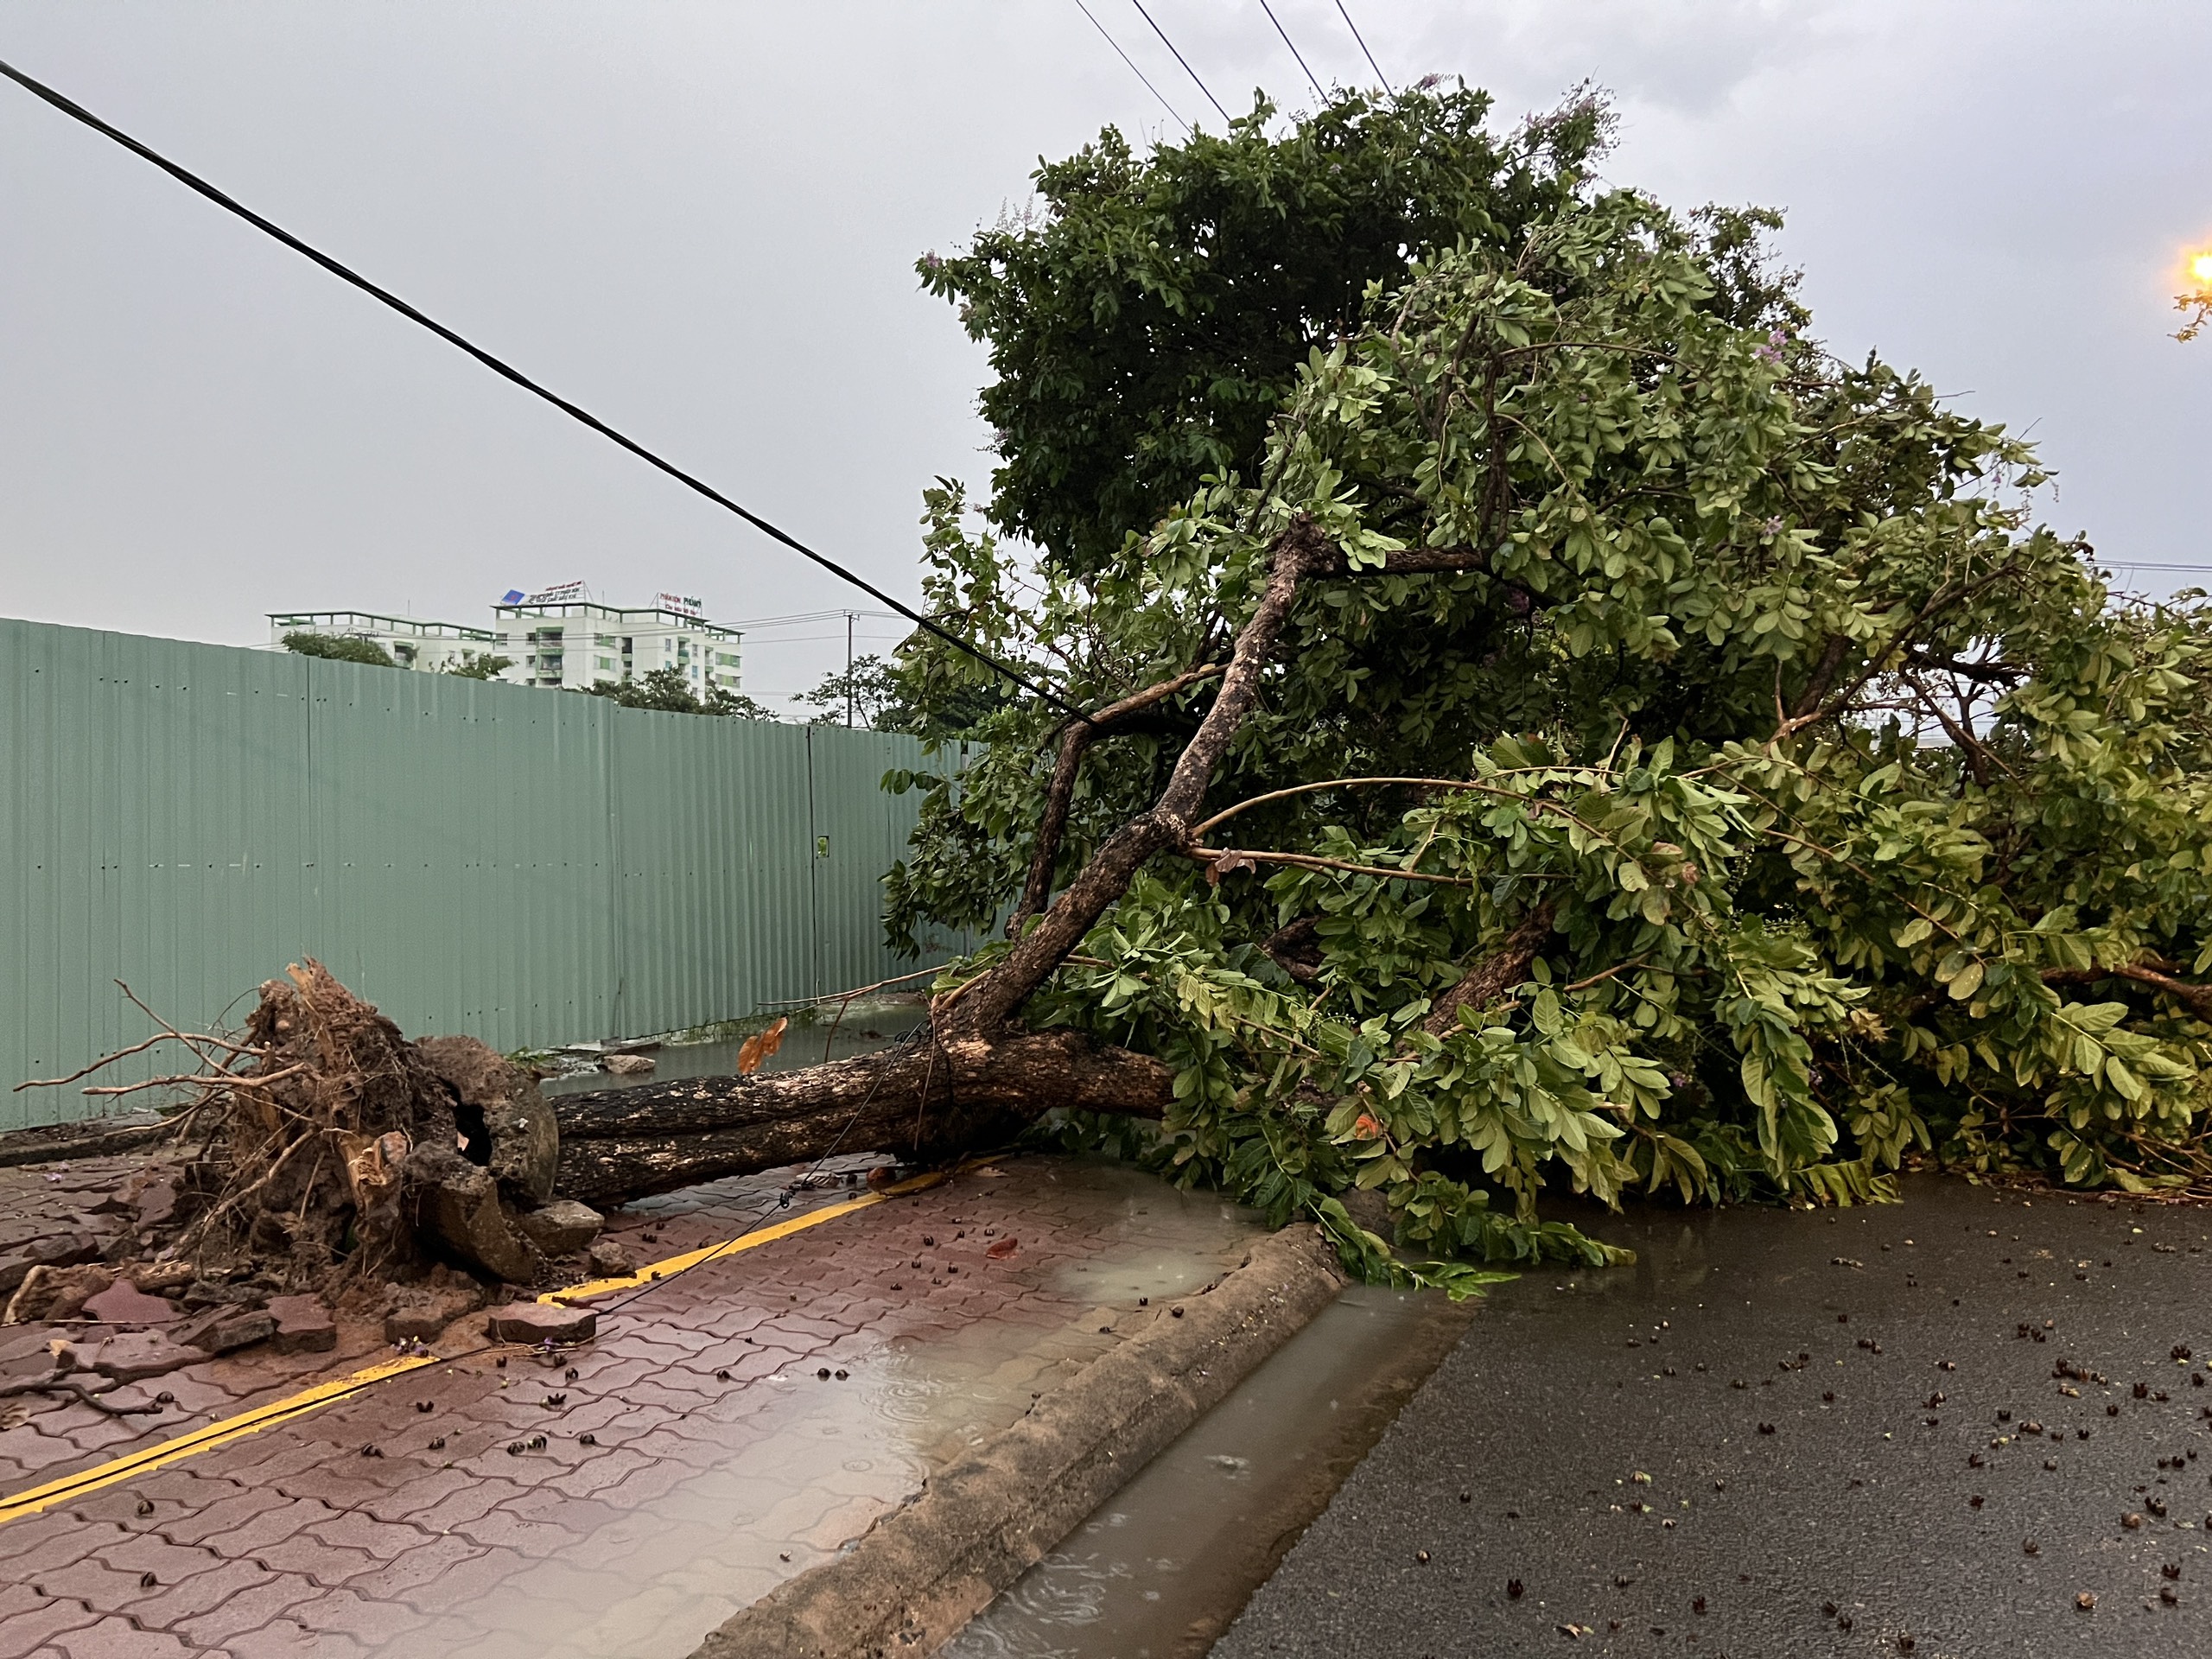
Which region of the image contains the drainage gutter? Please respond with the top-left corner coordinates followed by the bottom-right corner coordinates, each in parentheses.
top-left (693, 1223), bottom-right (1349, 1659)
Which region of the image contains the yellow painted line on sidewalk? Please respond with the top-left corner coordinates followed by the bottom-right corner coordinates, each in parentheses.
top-left (542, 1165), bottom-right (961, 1304)
top-left (0, 1353), bottom-right (436, 1526)
top-left (0, 1158), bottom-right (988, 1528)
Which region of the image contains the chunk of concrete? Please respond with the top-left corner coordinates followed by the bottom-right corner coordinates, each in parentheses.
top-left (585, 1238), bottom-right (637, 1279)
top-left (80, 1280), bottom-right (181, 1325)
top-left (265, 1294), bottom-right (337, 1354)
top-left (176, 1307), bottom-right (277, 1356)
top-left (601, 1052), bottom-right (655, 1076)
top-left (383, 1284), bottom-right (482, 1344)
top-left (416, 1035), bottom-right (558, 1205)
top-left (516, 1200), bottom-right (603, 1256)
top-left (485, 1302), bottom-right (596, 1345)
top-left (85, 1330), bottom-right (200, 1382)
top-left (408, 1145), bottom-right (542, 1284)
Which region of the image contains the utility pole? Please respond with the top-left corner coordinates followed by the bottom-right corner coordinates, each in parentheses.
top-left (846, 611), bottom-right (855, 727)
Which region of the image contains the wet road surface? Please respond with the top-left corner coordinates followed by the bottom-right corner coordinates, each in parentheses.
top-left (946, 1283), bottom-right (1477, 1659)
top-left (1217, 1175), bottom-right (2212, 1658)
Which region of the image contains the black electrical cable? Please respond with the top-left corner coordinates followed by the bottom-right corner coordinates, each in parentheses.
top-left (0, 54), bottom-right (1093, 726)
top-left (1127, 0), bottom-right (1230, 124)
top-left (1332, 0), bottom-right (1393, 94)
top-left (1257, 0), bottom-right (1325, 104)
top-left (1072, 0), bottom-right (1192, 137)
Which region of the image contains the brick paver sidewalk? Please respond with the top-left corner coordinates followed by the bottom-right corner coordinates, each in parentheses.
top-left (0, 1156), bottom-right (1262, 1658)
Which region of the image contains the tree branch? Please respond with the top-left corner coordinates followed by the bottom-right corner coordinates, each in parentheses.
top-left (1903, 650), bottom-right (2024, 684)
top-left (1787, 634), bottom-right (1852, 720)
top-left (1424, 904), bottom-right (1559, 1037)
top-left (1774, 564), bottom-right (2024, 741)
top-left (1189, 845), bottom-right (1479, 887)
top-left (1007, 663), bottom-right (1226, 938)
top-left (945, 518), bottom-right (1334, 1037)
top-left (2042, 962), bottom-right (2212, 1021)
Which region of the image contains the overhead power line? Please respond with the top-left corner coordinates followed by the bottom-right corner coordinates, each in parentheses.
top-left (1332, 0), bottom-right (1393, 94)
top-left (1073, 0), bottom-right (1193, 137)
top-left (0, 55), bottom-right (1091, 725)
top-left (1258, 0), bottom-right (1325, 104)
top-left (1128, 0), bottom-right (1230, 124)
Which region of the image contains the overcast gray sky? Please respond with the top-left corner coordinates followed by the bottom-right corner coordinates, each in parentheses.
top-left (2, 2), bottom-right (2205, 702)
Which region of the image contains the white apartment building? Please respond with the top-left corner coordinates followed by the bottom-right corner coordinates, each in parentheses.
top-left (491, 586), bottom-right (745, 696)
top-left (266, 586), bottom-right (744, 696)
top-left (265, 611), bottom-right (501, 673)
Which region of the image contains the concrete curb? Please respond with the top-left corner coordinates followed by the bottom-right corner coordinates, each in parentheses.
top-left (693, 1223), bottom-right (1351, 1659)
top-left (0, 1116), bottom-right (173, 1167)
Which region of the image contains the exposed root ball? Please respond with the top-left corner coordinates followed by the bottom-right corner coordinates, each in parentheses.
top-left (170, 962), bottom-right (550, 1288)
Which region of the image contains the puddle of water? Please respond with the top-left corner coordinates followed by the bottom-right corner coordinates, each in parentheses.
top-left (943, 1281), bottom-right (1477, 1659)
top-left (376, 1161), bottom-right (1266, 1659)
top-left (537, 1001), bottom-right (929, 1098)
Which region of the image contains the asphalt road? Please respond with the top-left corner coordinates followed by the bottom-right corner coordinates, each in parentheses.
top-left (1215, 1175), bottom-right (2212, 1658)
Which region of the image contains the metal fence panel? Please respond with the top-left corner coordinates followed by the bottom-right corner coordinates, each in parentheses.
top-left (0, 617), bottom-right (938, 1130)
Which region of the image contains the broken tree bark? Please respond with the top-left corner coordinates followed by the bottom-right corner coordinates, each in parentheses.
top-left (1424, 903), bottom-right (1560, 1037)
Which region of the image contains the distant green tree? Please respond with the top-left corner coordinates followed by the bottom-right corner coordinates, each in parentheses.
top-left (282, 632), bottom-right (396, 668)
top-left (792, 653), bottom-right (926, 733)
top-left (584, 667), bottom-right (772, 720)
top-left (443, 652), bottom-right (515, 680)
top-left (920, 84), bottom-right (1613, 577)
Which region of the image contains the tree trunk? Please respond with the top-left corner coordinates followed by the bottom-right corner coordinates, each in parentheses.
top-left (553, 1031), bottom-right (1173, 1205)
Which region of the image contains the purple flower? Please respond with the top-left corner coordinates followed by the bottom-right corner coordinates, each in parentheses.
top-left (1753, 343), bottom-right (1783, 365)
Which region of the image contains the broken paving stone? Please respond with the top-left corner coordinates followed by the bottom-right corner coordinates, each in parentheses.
top-left (517, 1199), bottom-right (604, 1256)
top-left (265, 1294), bottom-right (337, 1354)
top-left (177, 1307), bottom-right (277, 1356)
top-left (79, 1281), bottom-right (181, 1325)
top-left (130, 1182), bottom-right (178, 1230)
top-left (0, 1234), bottom-right (105, 1299)
top-left (383, 1285), bottom-right (485, 1344)
top-left (85, 1331), bottom-right (200, 1382)
top-left (485, 1303), bottom-right (596, 1345)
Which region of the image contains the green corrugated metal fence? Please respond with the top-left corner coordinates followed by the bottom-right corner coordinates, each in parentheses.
top-left (0, 616), bottom-right (950, 1131)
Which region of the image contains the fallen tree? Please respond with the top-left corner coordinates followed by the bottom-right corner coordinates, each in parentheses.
top-left (29, 87), bottom-right (2212, 1295)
